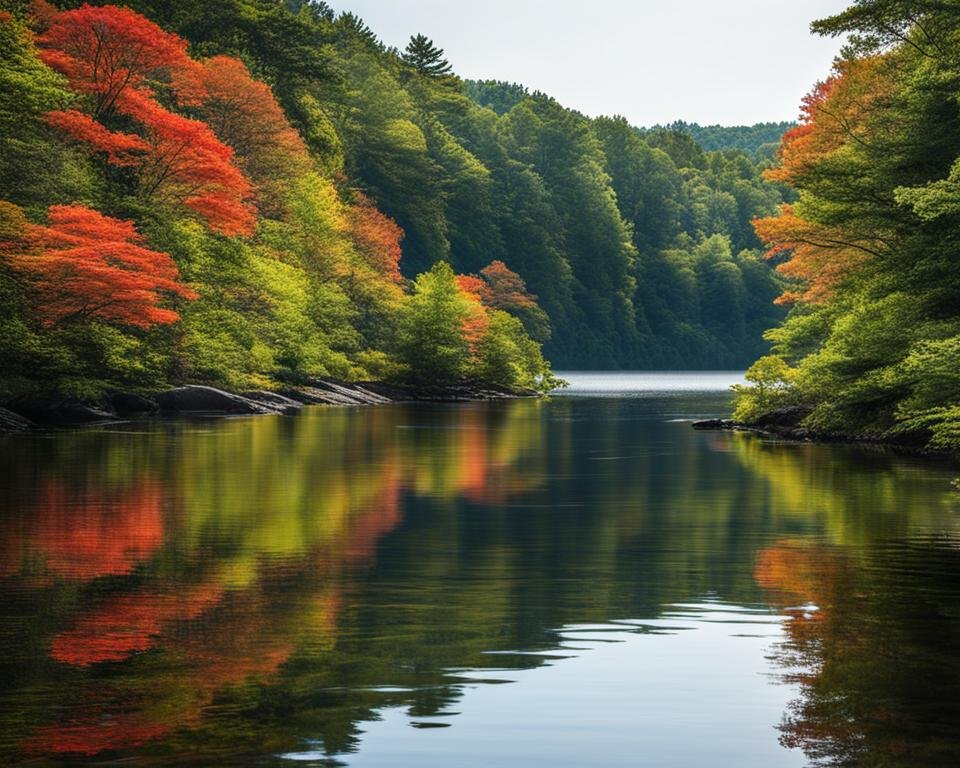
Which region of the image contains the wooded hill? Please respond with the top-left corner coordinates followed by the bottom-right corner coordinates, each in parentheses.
top-left (0, 0), bottom-right (792, 402)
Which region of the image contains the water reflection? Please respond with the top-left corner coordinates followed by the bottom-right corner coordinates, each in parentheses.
top-left (0, 394), bottom-right (959, 766)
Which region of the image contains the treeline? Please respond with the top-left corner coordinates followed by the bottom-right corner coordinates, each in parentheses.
top-left (0, 0), bottom-right (556, 398)
top-left (1, 0), bottom-right (790, 399)
top-left (734, 1), bottom-right (960, 450)
top-left (651, 120), bottom-right (795, 158)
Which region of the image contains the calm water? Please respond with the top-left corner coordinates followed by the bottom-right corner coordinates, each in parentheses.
top-left (2, 372), bottom-right (960, 767)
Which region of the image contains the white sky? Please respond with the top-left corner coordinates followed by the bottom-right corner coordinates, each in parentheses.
top-left (332, 0), bottom-right (852, 126)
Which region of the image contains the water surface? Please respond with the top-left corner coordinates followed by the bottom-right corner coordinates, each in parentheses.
top-left (1, 373), bottom-right (959, 766)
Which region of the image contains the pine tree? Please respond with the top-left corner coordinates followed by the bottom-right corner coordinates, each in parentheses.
top-left (402, 33), bottom-right (452, 77)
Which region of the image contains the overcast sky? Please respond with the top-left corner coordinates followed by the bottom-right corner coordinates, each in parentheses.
top-left (332, 0), bottom-right (852, 126)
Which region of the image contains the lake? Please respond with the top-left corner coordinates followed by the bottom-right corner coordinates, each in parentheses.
top-left (2, 372), bottom-right (959, 767)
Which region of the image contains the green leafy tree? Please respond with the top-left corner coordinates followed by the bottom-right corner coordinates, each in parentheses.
top-left (396, 261), bottom-right (472, 383)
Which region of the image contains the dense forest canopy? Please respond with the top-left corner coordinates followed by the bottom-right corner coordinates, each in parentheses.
top-left (648, 120), bottom-right (796, 158)
top-left (0, 0), bottom-right (794, 401)
top-left (733, 0), bottom-right (960, 451)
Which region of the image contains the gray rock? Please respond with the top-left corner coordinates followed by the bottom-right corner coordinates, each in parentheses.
top-left (241, 390), bottom-right (304, 415)
top-left (155, 386), bottom-right (276, 415)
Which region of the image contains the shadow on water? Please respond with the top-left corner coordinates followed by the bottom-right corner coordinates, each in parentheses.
top-left (0, 380), bottom-right (959, 766)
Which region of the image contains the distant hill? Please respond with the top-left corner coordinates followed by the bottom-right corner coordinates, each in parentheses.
top-left (655, 121), bottom-right (794, 158)
top-left (464, 86), bottom-right (793, 158)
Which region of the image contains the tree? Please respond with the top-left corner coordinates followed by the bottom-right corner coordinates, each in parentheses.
top-left (5, 203), bottom-right (196, 329)
top-left (34, 2), bottom-right (200, 118)
top-left (36, 3), bottom-right (255, 236)
top-left (194, 55), bottom-right (311, 216)
top-left (0, 9), bottom-right (80, 207)
top-left (348, 192), bottom-right (404, 284)
top-left (402, 33), bottom-right (452, 77)
top-left (396, 261), bottom-right (472, 382)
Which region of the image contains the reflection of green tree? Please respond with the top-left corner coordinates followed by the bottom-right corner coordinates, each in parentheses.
top-left (728, 433), bottom-right (960, 546)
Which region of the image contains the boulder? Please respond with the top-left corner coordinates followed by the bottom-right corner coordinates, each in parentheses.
top-left (5, 397), bottom-right (116, 425)
top-left (0, 406), bottom-right (33, 433)
top-left (155, 386), bottom-right (276, 415)
top-left (111, 392), bottom-right (159, 415)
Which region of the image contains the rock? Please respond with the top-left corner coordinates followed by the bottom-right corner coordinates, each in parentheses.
top-left (282, 379), bottom-right (396, 406)
top-left (692, 418), bottom-right (737, 431)
top-left (316, 379), bottom-right (393, 405)
top-left (5, 397), bottom-right (117, 426)
top-left (0, 406), bottom-right (33, 433)
top-left (241, 390), bottom-right (304, 415)
top-left (111, 392), bottom-right (159, 415)
top-left (751, 406), bottom-right (813, 429)
top-left (155, 386), bottom-right (276, 415)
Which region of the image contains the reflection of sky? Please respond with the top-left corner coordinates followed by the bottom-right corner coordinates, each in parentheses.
top-left (284, 602), bottom-right (804, 768)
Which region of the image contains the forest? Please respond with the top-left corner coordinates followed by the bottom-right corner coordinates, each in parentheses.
top-left (733, 0), bottom-right (960, 451)
top-left (0, 0), bottom-right (792, 402)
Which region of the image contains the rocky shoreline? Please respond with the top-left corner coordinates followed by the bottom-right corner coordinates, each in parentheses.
top-left (692, 406), bottom-right (954, 457)
top-left (0, 379), bottom-right (539, 434)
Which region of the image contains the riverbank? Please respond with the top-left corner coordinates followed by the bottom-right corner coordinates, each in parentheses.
top-left (0, 379), bottom-right (540, 433)
top-left (692, 406), bottom-right (958, 458)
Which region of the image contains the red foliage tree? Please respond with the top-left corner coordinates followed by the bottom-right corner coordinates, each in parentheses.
top-left (7, 204), bottom-right (196, 328)
top-left (121, 88), bottom-right (255, 234)
top-left (34, 2), bottom-right (199, 117)
top-left (753, 205), bottom-right (874, 305)
top-left (459, 261), bottom-right (551, 341)
top-left (35, 4), bottom-right (255, 235)
top-left (44, 108), bottom-right (148, 165)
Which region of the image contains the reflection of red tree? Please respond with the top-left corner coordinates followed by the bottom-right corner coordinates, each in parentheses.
top-left (30, 586), bottom-right (341, 757)
top-left (51, 582), bottom-right (224, 666)
top-left (1, 480), bottom-right (164, 580)
top-left (25, 712), bottom-right (172, 757)
top-left (344, 467), bottom-right (403, 564)
top-left (755, 540), bottom-right (835, 605)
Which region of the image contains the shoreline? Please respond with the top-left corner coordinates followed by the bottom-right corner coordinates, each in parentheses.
top-left (0, 380), bottom-right (540, 434)
top-left (692, 410), bottom-right (958, 460)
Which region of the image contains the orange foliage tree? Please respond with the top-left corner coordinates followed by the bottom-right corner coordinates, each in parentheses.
top-left (458, 260), bottom-right (551, 341)
top-left (193, 55), bottom-right (311, 213)
top-left (348, 192), bottom-right (405, 283)
top-left (6, 203), bottom-right (195, 328)
top-left (756, 56), bottom-right (897, 305)
top-left (753, 205), bottom-right (877, 305)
